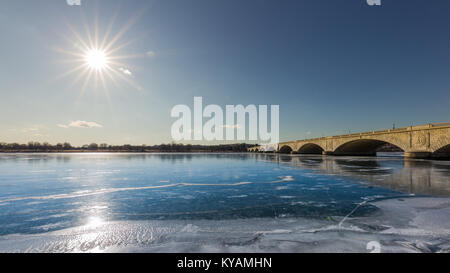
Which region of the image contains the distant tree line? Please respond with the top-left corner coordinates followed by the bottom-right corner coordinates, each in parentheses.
top-left (0, 142), bottom-right (257, 153)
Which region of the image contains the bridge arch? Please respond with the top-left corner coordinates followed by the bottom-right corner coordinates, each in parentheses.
top-left (297, 143), bottom-right (324, 154)
top-left (279, 145), bottom-right (293, 154)
top-left (333, 139), bottom-right (404, 156)
top-left (433, 144), bottom-right (450, 159)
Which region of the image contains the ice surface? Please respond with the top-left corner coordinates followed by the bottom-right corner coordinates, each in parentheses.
top-left (0, 197), bottom-right (448, 253)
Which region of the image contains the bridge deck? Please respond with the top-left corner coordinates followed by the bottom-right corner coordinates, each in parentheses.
top-left (249, 122), bottom-right (450, 159)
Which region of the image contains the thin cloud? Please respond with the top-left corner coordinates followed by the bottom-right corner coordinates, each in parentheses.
top-left (22, 125), bottom-right (45, 133)
top-left (23, 127), bottom-right (39, 133)
top-left (32, 133), bottom-right (50, 138)
top-left (146, 51), bottom-right (155, 58)
top-left (66, 0), bottom-right (81, 6)
top-left (119, 67), bottom-right (132, 76)
top-left (58, 120), bottom-right (103, 129)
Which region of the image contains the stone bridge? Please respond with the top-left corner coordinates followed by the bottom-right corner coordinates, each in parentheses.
top-left (248, 122), bottom-right (450, 159)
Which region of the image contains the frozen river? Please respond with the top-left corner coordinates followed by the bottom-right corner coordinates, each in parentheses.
top-left (0, 153), bottom-right (449, 252)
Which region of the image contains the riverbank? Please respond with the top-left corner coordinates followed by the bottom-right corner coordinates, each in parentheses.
top-left (0, 143), bottom-right (256, 153)
top-left (0, 150), bottom-right (248, 153)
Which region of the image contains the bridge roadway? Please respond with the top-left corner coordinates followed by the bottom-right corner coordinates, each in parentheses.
top-left (248, 122), bottom-right (450, 159)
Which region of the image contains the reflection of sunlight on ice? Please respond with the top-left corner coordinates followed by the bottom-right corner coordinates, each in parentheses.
top-left (85, 216), bottom-right (105, 229)
top-left (75, 216), bottom-right (108, 253)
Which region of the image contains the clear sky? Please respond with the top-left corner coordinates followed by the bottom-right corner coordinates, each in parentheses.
top-left (1, 0), bottom-right (449, 146)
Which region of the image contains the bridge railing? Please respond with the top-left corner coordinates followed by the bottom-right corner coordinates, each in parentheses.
top-left (277, 122), bottom-right (450, 146)
top-left (302, 123), bottom-right (449, 140)
top-left (431, 122), bottom-right (450, 128)
top-left (390, 127), bottom-right (407, 132)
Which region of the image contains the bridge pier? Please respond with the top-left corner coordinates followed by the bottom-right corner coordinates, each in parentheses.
top-left (404, 151), bottom-right (431, 159)
top-left (322, 151), bottom-right (334, 156)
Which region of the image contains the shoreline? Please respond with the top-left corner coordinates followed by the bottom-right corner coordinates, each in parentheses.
top-left (0, 151), bottom-right (246, 153)
top-left (3, 152), bottom-right (449, 162)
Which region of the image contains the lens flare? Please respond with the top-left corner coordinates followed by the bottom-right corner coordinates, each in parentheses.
top-left (54, 8), bottom-right (145, 93)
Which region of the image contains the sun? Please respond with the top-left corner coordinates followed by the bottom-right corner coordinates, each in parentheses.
top-left (85, 49), bottom-right (109, 70)
top-left (54, 9), bottom-right (145, 92)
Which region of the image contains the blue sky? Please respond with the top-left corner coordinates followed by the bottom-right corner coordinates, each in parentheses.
top-left (0, 0), bottom-right (449, 145)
